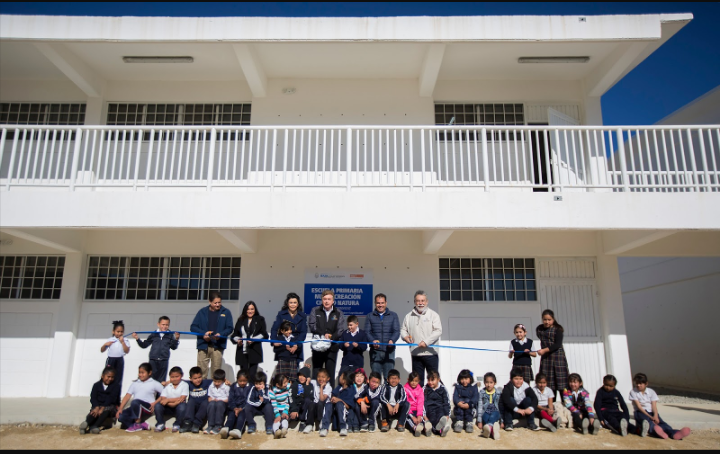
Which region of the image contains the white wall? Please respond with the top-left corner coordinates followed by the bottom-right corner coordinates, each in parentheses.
top-left (620, 257), bottom-right (720, 393)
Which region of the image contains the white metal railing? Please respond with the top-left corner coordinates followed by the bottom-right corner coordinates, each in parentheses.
top-left (0, 125), bottom-right (718, 193)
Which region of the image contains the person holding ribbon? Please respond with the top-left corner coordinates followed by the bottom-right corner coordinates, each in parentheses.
top-left (270, 292), bottom-right (308, 370)
top-left (400, 290), bottom-right (442, 386)
top-left (364, 293), bottom-right (400, 382)
top-left (190, 291), bottom-right (234, 379)
top-left (308, 289), bottom-right (346, 387)
top-left (231, 301), bottom-right (269, 382)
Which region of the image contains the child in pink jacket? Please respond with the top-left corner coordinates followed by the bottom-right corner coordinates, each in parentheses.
top-left (405, 371), bottom-right (426, 437)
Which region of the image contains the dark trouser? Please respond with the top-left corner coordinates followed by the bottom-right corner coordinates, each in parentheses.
top-left (369, 399), bottom-right (381, 427)
top-left (481, 410), bottom-right (501, 426)
top-left (369, 349), bottom-right (396, 382)
top-left (602, 410), bottom-right (635, 434)
top-left (312, 350), bottom-right (338, 388)
top-left (240, 364), bottom-right (260, 383)
top-left (334, 402), bottom-right (351, 430)
top-left (224, 408), bottom-right (247, 431)
top-left (184, 398), bottom-right (209, 427)
top-left (503, 396), bottom-right (535, 428)
top-left (293, 399), bottom-right (315, 423)
top-left (572, 409), bottom-right (599, 434)
top-left (411, 354), bottom-right (439, 386)
top-left (381, 400), bottom-right (409, 426)
top-left (314, 400), bottom-right (333, 430)
top-left (150, 359), bottom-right (169, 382)
top-left (85, 406), bottom-right (116, 429)
top-left (407, 410), bottom-right (424, 430)
top-left (340, 363), bottom-right (363, 376)
top-left (354, 400), bottom-right (378, 428)
top-left (105, 357), bottom-right (124, 391)
top-left (246, 401), bottom-right (274, 430)
top-left (454, 406), bottom-right (476, 423)
top-left (207, 401), bottom-right (228, 428)
top-left (426, 406), bottom-right (445, 430)
top-left (118, 400), bottom-right (152, 427)
top-left (155, 402), bottom-right (187, 427)
top-left (634, 411), bottom-right (676, 438)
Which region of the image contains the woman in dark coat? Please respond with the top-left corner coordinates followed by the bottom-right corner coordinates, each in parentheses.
top-left (231, 301), bottom-right (269, 381)
top-left (270, 292), bottom-right (308, 369)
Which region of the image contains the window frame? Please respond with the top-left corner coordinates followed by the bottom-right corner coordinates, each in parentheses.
top-left (0, 255), bottom-right (66, 300)
top-left (105, 103), bottom-right (252, 127)
top-left (439, 257), bottom-right (537, 303)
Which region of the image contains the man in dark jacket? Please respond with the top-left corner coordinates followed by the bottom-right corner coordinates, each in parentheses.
top-left (132, 316), bottom-right (180, 381)
top-left (364, 293), bottom-right (400, 382)
top-left (190, 291), bottom-right (234, 379)
top-left (501, 370), bottom-right (540, 431)
top-left (307, 289), bottom-right (346, 387)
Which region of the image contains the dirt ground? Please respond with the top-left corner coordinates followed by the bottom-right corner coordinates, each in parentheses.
top-left (1, 425), bottom-right (719, 450)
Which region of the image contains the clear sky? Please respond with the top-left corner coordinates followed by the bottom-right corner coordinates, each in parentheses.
top-left (1, 2), bottom-right (718, 126)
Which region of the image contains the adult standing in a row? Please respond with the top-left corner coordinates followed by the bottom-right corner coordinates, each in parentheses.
top-left (536, 309), bottom-right (569, 400)
top-left (401, 290), bottom-right (442, 386)
top-left (270, 292), bottom-right (308, 370)
top-left (231, 301), bottom-right (269, 381)
top-left (191, 291), bottom-right (234, 379)
top-left (308, 289), bottom-right (346, 387)
top-left (364, 293), bottom-right (400, 382)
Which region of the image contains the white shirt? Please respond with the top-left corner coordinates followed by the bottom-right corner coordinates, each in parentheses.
top-left (509, 337), bottom-right (528, 351)
top-left (161, 381), bottom-right (189, 399)
top-left (102, 383), bottom-right (108, 391)
top-left (512, 382), bottom-right (533, 412)
top-left (311, 380), bottom-right (333, 403)
top-left (349, 329), bottom-right (359, 337)
top-left (324, 306), bottom-right (333, 321)
top-left (387, 385), bottom-right (398, 405)
top-left (209, 383), bottom-right (230, 400)
top-left (105, 337), bottom-right (131, 358)
top-left (533, 386), bottom-right (554, 407)
top-left (127, 378), bottom-right (163, 403)
top-left (629, 387), bottom-right (659, 413)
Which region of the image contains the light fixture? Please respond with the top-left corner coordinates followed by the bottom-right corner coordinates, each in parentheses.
top-left (122, 56), bottom-right (194, 63)
top-left (518, 56), bottom-right (590, 64)
top-left (282, 88), bottom-right (296, 95)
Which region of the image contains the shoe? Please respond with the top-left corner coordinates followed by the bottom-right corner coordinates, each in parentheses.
top-left (369, 425), bottom-right (376, 433)
top-left (282, 426), bottom-right (288, 438)
top-left (219, 427), bottom-right (229, 439)
top-left (493, 422), bottom-right (501, 440)
top-left (423, 421), bottom-right (432, 437)
top-left (581, 418), bottom-right (590, 435)
top-left (414, 423), bottom-right (422, 437)
top-left (203, 428), bottom-right (210, 435)
top-left (303, 424), bottom-right (314, 434)
top-left (435, 416), bottom-right (448, 433)
top-left (172, 425), bottom-right (180, 433)
top-left (380, 420), bottom-right (389, 432)
top-left (453, 421), bottom-right (463, 433)
top-left (674, 427), bottom-right (691, 440)
top-left (640, 420), bottom-right (649, 437)
top-left (360, 425), bottom-right (368, 433)
top-left (140, 422), bottom-right (149, 431)
top-left (79, 421), bottom-right (88, 435)
top-left (391, 419), bottom-right (398, 430)
top-left (592, 419), bottom-right (601, 435)
top-left (529, 423), bottom-right (541, 431)
top-left (247, 426), bottom-right (256, 434)
top-left (179, 422), bottom-right (192, 433)
top-left (505, 425), bottom-right (514, 432)
top-left (340, 428), bottom-right (348, 437)
top-left (229, 429), bottom-right (242, 440)
top-left (541, 419), bottom-right (556, 432)
top-left (274, 430), bottom-right (283, 439)
top-left (298, 423), bottom-right (306, 433)
top-left (126, 423), bottom-right (143, 433)
top-left (482, 424), bottom-right (491, 438)
top-left (441, 425), bottom-right (449, 437)
top-left (619, 419), bottom-right (628, 437)
top-left (154, 424), bottom-right (165, 432)
top-left (191, 425), bottom-right (200, 434)
top-left (465, 422), bottom-right (474, 433)
top-left (653, 425), bottom-right (669, 439)
top-left (319, 429), bottom-right (328, 437)
top-left (266, 428), bottom-right (273, 435)
top-left (397, 427), bottom-right (405, 433)
top-left (556, 416), bottom-right (564, 429)
top-left (90, 427), bottom-right (102, 435)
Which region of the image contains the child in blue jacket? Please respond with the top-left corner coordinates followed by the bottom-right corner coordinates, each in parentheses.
top-left (453, 369), bottom-right (479, 433)
top-left (331, 371), bottom-right (357, 436)
top-left (339, 316), bottom-right (370, 374)
top-left (220, 370), bottom-right (251, 440)
top-left (131, 316), bottom-right (180, 382)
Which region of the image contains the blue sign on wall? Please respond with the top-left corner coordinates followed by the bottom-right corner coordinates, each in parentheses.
top-left (304, 269), bottom-right (374, 317)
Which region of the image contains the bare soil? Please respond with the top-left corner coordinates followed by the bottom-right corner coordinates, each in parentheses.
top-left (1, 425), bottom-right (718, 450)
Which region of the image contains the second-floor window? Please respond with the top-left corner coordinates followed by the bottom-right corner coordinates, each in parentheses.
top-left (435, 103), bottom-right (525, 126)
top-left (106, 103), bottom-right (251, 127)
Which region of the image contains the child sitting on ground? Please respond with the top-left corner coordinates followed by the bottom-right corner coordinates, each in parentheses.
top-left (501, 368), bottom-right (540, 432)
top-left (594, 374), bottom-right (638, 437)
top-left (366, 372), bottom-right (383, 432)
top-left (310, 368), bottom-right (334, 437)
top-left (270, 374), bottom-right (292, 439)
top-left (220, 370), bottom-right (250, 440)
top-left (180, 366), bottom-right (213, 434)
top-left (563, 373), bottom-right (600, 435)
top-left (379, 369), bottom-right (409, 433)
top-left (533, 373), bottom-right (563, 432)
top-left (116, 363), bottom-right (164, 432)
top-left (423, 370), bottom-right (452, 437)
top-left (332, 371), bottom-right (357, 436)
top-left (80, 366), bottom-right (121, 435)
top-left (206, 369), bottom-right (230, 434)
top-left (629, 373), bottom-right (691, 440)
top-left (405, 371), bottom-right (426, 437)
top-left (153, 366), bottom-right (189, 433)
top-left (246, 371), bottom-right (275, 435)
top-left (132, 316), bottom-right (180, 382)
top-left (291, 367), bottom-right (315, 434)
top-left (478, 372), bottom-right (503, 440)
top-left (453, 369), bottom-right (479, 433)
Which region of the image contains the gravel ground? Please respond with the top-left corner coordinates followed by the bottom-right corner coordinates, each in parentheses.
top-left (1, 424), bottom-right (718, 450)
top-left (654, 387), bottom-right (720, 405)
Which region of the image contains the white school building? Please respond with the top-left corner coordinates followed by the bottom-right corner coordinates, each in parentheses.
top-left (0, 13), bottom-right (718, 401)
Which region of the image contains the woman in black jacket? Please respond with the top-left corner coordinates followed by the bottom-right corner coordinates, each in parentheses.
top-left (231, 301), bottom-right (269, 381)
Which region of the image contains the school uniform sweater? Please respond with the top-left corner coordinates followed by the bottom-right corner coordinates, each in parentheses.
top-left (185, 379), bottom-right (213, 403)
top-left (247, 386), bottom-right (271, 407)
top-left (424, 383), bottom-right (451, 416)
top-left (501, 383), bottom-right (539, 414)
top-left (333, 385), bottom-right (358, 410)
top-left (135, 331), bottom-right (179, 361)
top-left (90, 380), bottom-right (121, 408)
top-left (593, 388), bottom-right (629, 421)
top-left (379, 383), bottom-right (407, 406)
top-left (453, 383), bottom-right (480, 410)
top-left (510, 338), bottom-right (534, 366)
top-left (339, 329), bottom-right (370, 368)
top-left (228, 382), bottom-right (250, 410)
top-left (273, 334), bottom-right (300, 361)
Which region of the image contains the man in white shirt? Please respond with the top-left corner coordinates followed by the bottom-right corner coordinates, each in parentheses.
top-left (400, 290), bottom-right (442, 385)
top-left (153, 366), bottom-right (189, 432)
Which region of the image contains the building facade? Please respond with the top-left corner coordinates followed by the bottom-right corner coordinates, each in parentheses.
top-left (1, 13), bottom-right (718, 400)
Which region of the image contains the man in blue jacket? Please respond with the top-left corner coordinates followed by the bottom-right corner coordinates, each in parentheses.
top-left (364, 293), bottom-right (400, 382)
top-left (190, 291), bottom-right (234, 379)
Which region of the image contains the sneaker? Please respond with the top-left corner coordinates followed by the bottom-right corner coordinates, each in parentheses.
top-left (381, 420), bottom-right (390, 432)
top-left (179, 422), bottom-right (192, 433)
top-left (541, 419), bottom-right (556, 432)
top-left (435, 416), bottom-right (448, 433)
top-left (274, 430), bottom-right (283, 439)
top-left (423, 421), bottom-right (433, 437)
top-left (505, 425), bottom-right (514, 432)
top-left (414, 423), bottom-right (422, 437)
top-left (203, 428), bottom-right (210, 435)
top-left (391, 419), bottom-right (398, 430)
top-left (397, 427), bottom-right (405, 433)
top-left (319, 429), bottom-right (328, 437)
top-left (482, 424), bottom-right (492, 438)
top-left (640, 420), bottom-right (649, 437)
top-left (619, 419), bottom-right (628, 437)
top-left (282, 427), bottom-right (288, 438)
top-left (79, 421), bottom-right (89, 435)
top-left (126, 423), bottom-right (143, 433)
top-left (581, 418), bottom-right (590, 435)
top-left (493, 422), bottom-right (501, 440)
top-left (360, 425), bottom-right (368, 433)
top-left (653, 425), bottom-right (669, 439)
top-left (266, 428), bottom-right (273, 435)
top-left (368, 425), bottom-right (376, 433)
top-left (592, 419), bottom-right (601, 435)
top-left (247, 426), bottom-right (256, 434)
top-left (139, 422), bottom-right (149, 431)
top-left (303, 424), bottom-right (314, 434)
top-left (219, 427), bottom-right (230, 439)
top-left (229, 429), bottom-right (242, 440)
top-left (90, 427), bottom-right (102, 435)
top-left (465, 422), bottom-right (474, 433)
top-left (555, 416), bottom-right (564, 429)
top-left (674, 427), bottom-right (691, 440)
top-left (172, 425), bottom-right (180, 433)
top-left (191, 425), bottom-right (200, 434)
top-left (453, 421), bottom-right (463, 433)
top-left (340, 428), bottom-right (348, 437)
top-left (154, 424), bottom-right (165, 432)
top-left (441, 425), bottom-right (449, 437)
top-left (298, 423), bottom-right (306, 433)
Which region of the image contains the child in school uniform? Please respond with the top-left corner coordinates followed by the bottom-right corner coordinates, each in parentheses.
top-left (501, 368), bottom-right (540, 431)
top-left (291, 367), bottom-right (315, 434)
top-left (423, 370), bottom-right (452, 437)
top-left (246, 371), bottom-right (275, 435)
top-left (478, 372), bottom-right (503, 440)
top-left (116, 363), bottom-right (164, 432)
top-left (100, 321), bottom-right (130, 391)
top-left (180, 366), bottom-right (213, 434)
top-left (366, 372), bottom-right (383, 432)
top-left (594, 374), bottom-right (637, 437)
top-left (131, 316), bottom-right (180, 382)
top-left (563, 373), bottom-right (600, 435)
top-left (310, 368), bottom-right (334, 437)
top-left (404, 371), bottom-right (426, 437)
top-left (508, 324), bottom-right (536, 384)
top-left (206, 369), bottom-right (230, 434)
top-left (270, 374), bottom-right (292, 438)
top-left (80, 366), bottom-right (121, 435)
top-left (153, 366), bottom-right (189, 432)
top-left (534, 373), bottom-right (563, 432)
top-left (331, 371), bottom-right (357, 436)
top-left (272, 321), bottom-right (301, 382)
top-left (339, 316), bottom-right (370, 374)
top-left (452, 369), bottom-right (479, 433)
top-left (220, 370), bottom-right (251, 440)
top-left (350, 369), bottom-right (369, 433)
top-left (629, 373), bottom-right (691, 440)
top-left (379, 368), bottom-right (409, 433)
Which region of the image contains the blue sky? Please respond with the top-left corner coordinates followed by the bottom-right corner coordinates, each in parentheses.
top-left (1, 2), bottom-right (718, 125)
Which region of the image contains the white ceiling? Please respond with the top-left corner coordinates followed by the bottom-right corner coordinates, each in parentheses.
top-left (0, 41), bottom-right (66, 80)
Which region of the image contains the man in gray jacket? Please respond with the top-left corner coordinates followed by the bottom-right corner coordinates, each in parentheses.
top-left (400, 290), bottom-right (442, 385)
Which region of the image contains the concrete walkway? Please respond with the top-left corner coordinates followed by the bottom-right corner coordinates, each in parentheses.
top-left (2, 398), bottom-right (720, 430)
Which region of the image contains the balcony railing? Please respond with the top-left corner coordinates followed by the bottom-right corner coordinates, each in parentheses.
top-left (0, 125), bottom-right (718, 193)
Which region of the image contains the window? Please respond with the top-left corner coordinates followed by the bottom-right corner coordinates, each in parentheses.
top-left (0, 256), bottom-right (65, 299)
top-left (106, 103), bottom-right (251, 126)
top-left (85, 256), bottom-right (241, 301)
top-left (435, 103), bottom-right (525, 126)
top-left (0, 103), bottom-right (87, 126)
top-left (439, 258), bottom-right (536, 302)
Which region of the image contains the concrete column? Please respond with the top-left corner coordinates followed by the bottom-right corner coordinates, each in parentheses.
top-left (84, 97), bottom-right (104, 125)
top-left (45, 252), bottom-right (84, 398)
top-left (595, 234), bottom-right (633, 397)
top-left (583, 96), bottom-right (603, 126)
